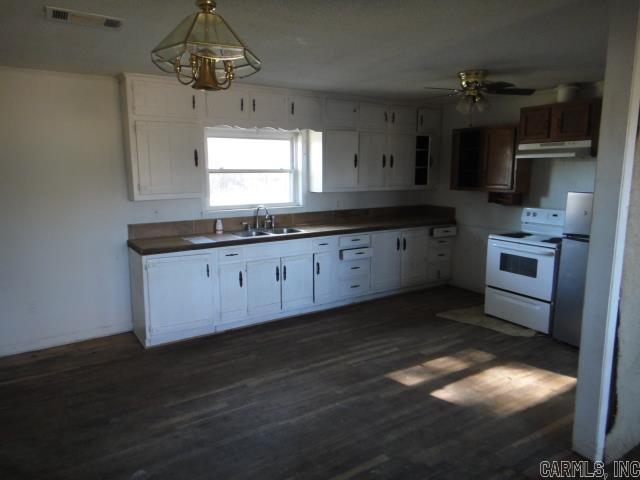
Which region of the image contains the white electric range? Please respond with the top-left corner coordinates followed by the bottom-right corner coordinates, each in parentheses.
top-left (484, 208), bottom-right (565, 334)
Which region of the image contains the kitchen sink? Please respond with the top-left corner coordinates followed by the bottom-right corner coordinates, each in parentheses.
top-left (231, 229), bottom-right (271, 238)
top-left (264, 227), bottom-right (304, 235)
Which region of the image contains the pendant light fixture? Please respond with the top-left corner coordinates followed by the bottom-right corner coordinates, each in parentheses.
top-left (151, 0), bottom-right (261, 91)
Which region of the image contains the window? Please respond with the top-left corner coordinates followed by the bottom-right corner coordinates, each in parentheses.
top-left (206, 128), bottom-right (300, 209)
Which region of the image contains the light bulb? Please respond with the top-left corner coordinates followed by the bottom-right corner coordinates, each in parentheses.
top-left (456, 96), bottom-right (473, 115)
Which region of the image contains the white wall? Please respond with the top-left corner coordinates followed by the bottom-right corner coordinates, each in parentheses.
top-left (0, 67), bottom-right (426, 356)
top-left (573, 0), bottom-right (640, 462)
top-left (424, 92), bottom-right (598, 293)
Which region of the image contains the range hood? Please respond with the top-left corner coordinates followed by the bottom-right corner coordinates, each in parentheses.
top-left (515, 140), bottom-right (593, 159)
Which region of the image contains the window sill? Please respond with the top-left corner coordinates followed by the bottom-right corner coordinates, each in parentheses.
top-left (204, 204), bottom-right (304, 218)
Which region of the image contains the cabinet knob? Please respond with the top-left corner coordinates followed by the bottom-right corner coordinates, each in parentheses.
top-left (403, 238), bottom-right (407, 250)
top-left (316, 262), bottom-right (320, 275)
top-left (276, 266), bottom-right (280, 282)
top-left (390, 155), bottom-right (394, 168)
top-left (382, 154), bottom-right (386, 168)
top-left (283, 265), bottom-right (287, 281)
top-left (354, 154), bottom-right (358, 168)
top-left (239, 271), bottom-right (243, 287)
top-left (194, 149), bottom-right (199, 167)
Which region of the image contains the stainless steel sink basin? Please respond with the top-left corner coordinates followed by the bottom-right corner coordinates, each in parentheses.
top-left (231, 229), bottom-right (271, 238)
top-left (265, 227), bottom-right (304, 235)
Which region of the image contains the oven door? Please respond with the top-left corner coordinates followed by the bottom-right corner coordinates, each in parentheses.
top-left (486, 240), bottom-right (557, 301)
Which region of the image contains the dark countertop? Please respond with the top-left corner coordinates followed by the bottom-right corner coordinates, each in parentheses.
top-left (127, 216), bottom-right (456, 255)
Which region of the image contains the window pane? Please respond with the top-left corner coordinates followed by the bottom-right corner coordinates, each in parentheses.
top-left (209, 172), bottom-right (292, 207)
top-left (207, 137), bottom-right (292, 170)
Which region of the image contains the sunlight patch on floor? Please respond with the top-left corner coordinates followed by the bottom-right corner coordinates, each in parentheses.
top-left (385, 349), bottom-right (496, 387)
top-left (430, 362), bottom-right (576, 416)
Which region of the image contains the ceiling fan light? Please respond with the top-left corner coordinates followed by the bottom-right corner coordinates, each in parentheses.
top-left (474, 94), bottom-right (489, 113)
top-left (456, 96), bottom-right (473, 115)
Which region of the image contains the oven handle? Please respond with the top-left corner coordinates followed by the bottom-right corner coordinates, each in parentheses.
top-left (490, 243), bottom-right (555, 257)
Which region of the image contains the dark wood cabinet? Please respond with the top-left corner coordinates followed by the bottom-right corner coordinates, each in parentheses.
top-left (519, 100), bottom-right (601, 146)
top-left (451, 126), bottom-right (529, 195)
top-left (518, 106), bottom-right (552, 142)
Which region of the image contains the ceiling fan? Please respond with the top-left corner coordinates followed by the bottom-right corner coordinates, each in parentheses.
top-left (424, 70), bottom-right (535, 114)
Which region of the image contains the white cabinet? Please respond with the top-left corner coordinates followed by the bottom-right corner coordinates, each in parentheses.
top-left (247, 258), bottom-right (282, 316)
top-left (359, 102), bottom-right (389, 131)
top-left (218, 262), bottom-right (248, 323)
top-left (146, 254), bottom-right (215, 334)
top-left (289, 95), bottom-right (323, 129)
top-left (250, 90), bottom-right (288, 127)
top-left (281, 254), bottom-right (314, 310)
top-left (417, 107), bottom-right (442, 134)
top-left (401, 228), bottom-right (429, 286)
top-left (371, 231), bottom-right (402, 291)
top-left (386, 134), bottom-right (416, 188)
top-left (324, 99), bottom-right (358, 128)
top-left (130, 78), bottom-right (202, 119)
top-left (309, 130), bottom-right (359, 192)
top-left (313, 251), bottom-right (337, 304)
top-left (205, 87), bottom-right (249, 126)
top-left (390, 105), bottom-right (417, 133)
top-left (358, 132), bottom-right (387, 189)
top-left (134, 121), bottom-right (203, 199)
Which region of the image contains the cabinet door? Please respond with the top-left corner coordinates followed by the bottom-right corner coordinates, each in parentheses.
top-left (218, 262), bottom-right (247, 322)
top-left (324, 99), bottom-right (358, 128)
top-left (131, 79), bottom-right (201, 118)
top-left (250, 91), bottom-right (289, 127)
top-left (323, 130), bottom-right (360, 190)
top-left (390, 105), bottom-right (417, 133)
top-left (386, 134), bottom-right (416, 188)
top-left (314, 252), bottom-right (337, 304)
top-left (417, 107), bottom-right (442, 134)
top-left (401, 228), bottom-right (429, 286)
top-left (147, 254), bottom-right (215, 334)
top-left (371, 231), bottom-right (402, 292)
top-left (289, 95), bottom-right (323, 129)
top-left (247, 258), bottom-right (282, 316)
top-left (451, 128), bottom-right (484, 190)
top-left (282, 254), bottom-right (314, 310)
top-left (550, 103), bottom-right (591, 140)
top-left (358, 132), bottom-right (387, 189)
top-left (135, 121), bottom-right (202, 197)
top-left (205, 88), bottom-right (249, 125)
top-left (483, 127), bottom-right (516, 191)
top-left (518, 106), bottom-right (551, 142)
top-left (359, 102), bottom-right (389, 130)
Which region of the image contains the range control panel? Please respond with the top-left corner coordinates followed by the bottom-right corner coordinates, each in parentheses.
top-left (521, 208), bottom-right (565, 227)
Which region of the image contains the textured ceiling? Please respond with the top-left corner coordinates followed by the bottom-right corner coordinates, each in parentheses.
top-left (0, 0), bottom-right (610, 99)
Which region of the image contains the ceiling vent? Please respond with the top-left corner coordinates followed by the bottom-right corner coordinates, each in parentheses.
top-left (44, 6), bottom-right (123, 29)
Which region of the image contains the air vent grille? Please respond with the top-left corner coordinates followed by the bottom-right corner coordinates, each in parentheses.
top-left (44, 6), bottom-right (123, 30)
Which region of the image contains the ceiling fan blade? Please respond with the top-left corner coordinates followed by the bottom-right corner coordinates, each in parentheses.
top-left (488, 88), bottom-right (536, 96)
top-left (423, 86), bottom-right (459, 92)
top-left (424, 93), bottom-right (460, 99)
top-left (483, 81), bottom-right (514, 90)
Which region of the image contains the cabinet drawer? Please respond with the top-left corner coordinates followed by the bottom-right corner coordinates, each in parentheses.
top-left (217, 247), bottom-right (244, 264)
top-left (338, 275), bottom-right (370, 298)
top-left (312, 237), bottom-right (338, 252)
top-left (431, 226), bottom-right (457, 238)
top-left (339, 234), bottom-right (370, 248)
top-left (340, 247), bottom-right (373, 261)
top-left (338, 259), bottom-right (371, 279)
top-left (428, 248), bottom-right (451, 263)
top-left (429, 237), bottom-right (452, 248)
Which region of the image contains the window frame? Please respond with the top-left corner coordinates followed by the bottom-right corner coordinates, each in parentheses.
top-left (204, 127), bottom-right (302, 212)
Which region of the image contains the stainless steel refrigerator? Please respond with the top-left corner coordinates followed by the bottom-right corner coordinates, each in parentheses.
top-left (553, 192), bottom-right (594, 347)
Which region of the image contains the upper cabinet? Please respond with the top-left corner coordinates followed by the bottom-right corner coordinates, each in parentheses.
top-left (359, 102), bottom-right (389, 131)
top-left (389, 105), bottom-right (417, 133)
top-left (451, 126), bottom-right (529, 194)
top-left (518, 101), bottom-right (601, 145)
top-left (205, 87), bottom-right (288, 128)
top-left (288, 95), bottom-right (324, 130)
top-left (130, 77), bottom-right (203, 119)
top-left (325, 99), bottom-right (358, 128)
top-left (417, 108), bottom-right (442, 134)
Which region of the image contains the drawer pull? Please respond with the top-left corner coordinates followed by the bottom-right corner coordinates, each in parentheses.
top-left (351, 238), bottom-right (361, 242)
top-left (239, 271), bottom-right (243, 287)
top-left (350, 266), bottom-right (360, 270)
top-left (225, 253), bottom-right (239, 257)
top-left (283, 265), bottom-right (287, 281)
top-left (438, 253), bottom-right (446, 257)
top-left (276, 266), bottom-right (280, 282)
top-left (351, 284), bottom-right (360, 289)
top-left (319, 242), bottom-right (328, 246)
top-left (355, 252), bottom-right (364, 255)
top-left (316, 262), bottom-right (320, 275)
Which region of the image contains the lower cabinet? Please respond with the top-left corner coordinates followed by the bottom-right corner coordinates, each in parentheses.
top-left (131, 226), bottom-right (455, 348)
top-left (247, 258), bottom-right (282, 316)
top-left (401, 228), bottom-right (429, 286)
top-left (218, 262), bottom-right (247, 323)
top-left (371, 230), bottom-right (402, 291)
top-left (146, 253), bottom-right (216, 334)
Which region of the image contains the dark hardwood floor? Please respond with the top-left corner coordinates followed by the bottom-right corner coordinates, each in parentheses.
top-left (1, 287), bottom-right (584, 479)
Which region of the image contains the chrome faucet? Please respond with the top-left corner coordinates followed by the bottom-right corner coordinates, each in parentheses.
top-left (255, 205), bottom-right (272, 229)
